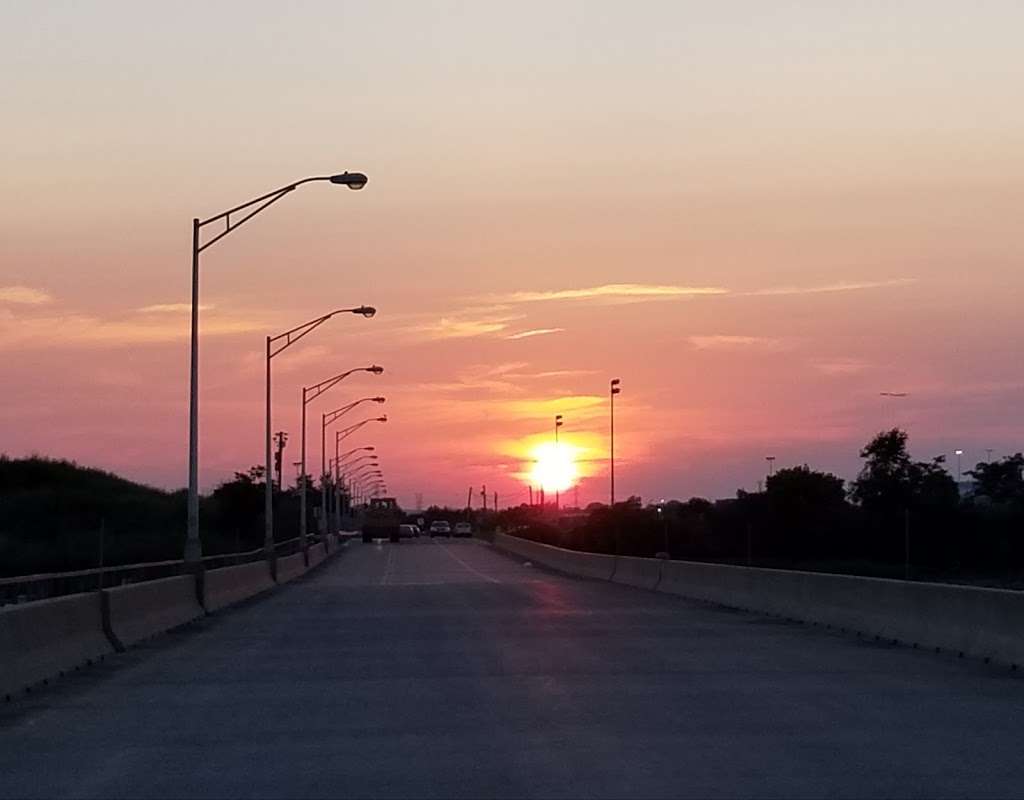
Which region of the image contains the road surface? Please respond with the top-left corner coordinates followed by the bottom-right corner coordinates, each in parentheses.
top-left (2, 538), bottom-right (1023, 798)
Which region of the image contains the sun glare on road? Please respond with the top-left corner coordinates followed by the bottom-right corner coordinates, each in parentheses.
top-left (529, 441), bottom-right (578, 493)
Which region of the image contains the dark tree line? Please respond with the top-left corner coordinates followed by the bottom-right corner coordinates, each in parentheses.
top-left (0, 458), bottom-right (317, 576)
top-left (502, 430), bottom-right (1024, 583)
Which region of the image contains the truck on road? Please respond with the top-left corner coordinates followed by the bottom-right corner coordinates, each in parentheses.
top-left (361, 497), bottom-right (403, 543)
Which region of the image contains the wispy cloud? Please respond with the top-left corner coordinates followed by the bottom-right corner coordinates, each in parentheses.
top-left (0, 286), bottom-right (52, 305)
top-left (688, 335), bottom-right (786, 351)
top-left (485, 283), bottom-right (728, 304)
top-left (508, 369), bottom-right (598, 380)
top-left (505, 327), bottom-right (565, 340)
top-left (748, 278), bottom-right (917, 297)
top-left (0, 311), bottom-right (262, 350)
top-left (137, 303), bottom-right (213, 313)
top-left (811, 358), bottom-right (872, 376)
top-left (414, 313), bottom-right (525, 340)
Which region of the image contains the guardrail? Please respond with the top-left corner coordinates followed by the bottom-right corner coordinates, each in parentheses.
top-left (0, 535), bottom-right (317, 607)
top-left (2, 531), bottom-right (346, 700)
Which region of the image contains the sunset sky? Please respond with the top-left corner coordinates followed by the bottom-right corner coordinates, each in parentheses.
top-left (2, 1), bottom-right (1022, 509)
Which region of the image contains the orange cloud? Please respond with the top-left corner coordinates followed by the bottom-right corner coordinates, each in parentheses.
top-left (748, 278), bottom-right (917, 296)
top-left (505, 327), bottom-right (565, 340)
top-left (688, 335), bottom-right (787, 350)
top-left (0, 286), bottom-right (52, 305)
top-left (485, 283), bottom-right (728, 304)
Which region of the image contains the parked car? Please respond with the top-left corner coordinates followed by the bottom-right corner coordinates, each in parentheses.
top-left (429, 520), bottom-right (451, 537)
top-left (399, 524), bottom-right (419, 539)
top-left (454, 522), bottom-right (472, 537)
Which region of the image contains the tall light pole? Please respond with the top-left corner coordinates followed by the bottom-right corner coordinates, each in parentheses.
top-left (321, 397), bottom-right (385, 535)
top-left (334, 419), bottom-right (386, 514)
top-left (265, 309), bottom-right (375, 566)
top-left (554, 414), bottom-right (563, 511)
top-left (766, 455), bottom-right (776, 483)
top-left (610, 379), bottom-right (621, 506)
top-left (335, 446), bottom-right (377, 517)
top-left (879, 391), bottom-right (909, 430)
top-left (186, 170), bottom-right (368, 562)
top-left (330, 453), bottom-right (376, 529)
top-left (300, 368), bottom-right (383, 557)
top-left (955, 449), bottom-right (964, 485)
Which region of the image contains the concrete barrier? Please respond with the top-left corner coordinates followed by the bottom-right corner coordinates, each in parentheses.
top-left (495, 533), bottom-right (1024, 668)
top-left (308, 543), bottom-right (326, 569)
top-left (493, 533), bottom-right (616, 581)
top-left (104, 575), bottom-right (204, 648)
top-left (661, 560), bottom-right (1024, 664)
top-left (204, 561), bottom-right (275, 613)
top-left (0, 592), bottom-right (113, 699)
top-left (276, 552), bottom-right (307, 584)
top-left (611, 555), bottom-right (663, 591)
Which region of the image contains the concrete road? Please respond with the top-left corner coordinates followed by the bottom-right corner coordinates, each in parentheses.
top-left (2, 538), bottom-right (1023, 799)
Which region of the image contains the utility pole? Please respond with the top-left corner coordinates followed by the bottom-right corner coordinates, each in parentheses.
top-left (554, 415), bottom-right (563, 511)
top-left (574, 485), bottom-right (579, 509)
top-left (467, 486), bottom-right (473, 510)
top-left (493, 491), bottom-right (497, 511)
top-left (481, 484), bottom-right (487, 511)
top-left (610, 378), bottom-right (621, 506)
top-left (273, 431), bottom-right (288, 491)
top-left (529, 486), bottom-right (533, 507)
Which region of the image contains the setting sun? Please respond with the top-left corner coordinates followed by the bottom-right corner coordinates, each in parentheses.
top-left (529, 442), bottom-right (578, 493)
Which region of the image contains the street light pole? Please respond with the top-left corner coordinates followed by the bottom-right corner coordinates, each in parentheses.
top-left (299, 367), bottom-right (383, 558)
top-left (554, 414), bottom-right (563, 511)
top-left (186, 171), bottom-right (368, 563)
top-left (610, 379), bottom-right (621, 506)
top-left (264, 308), bottom-right (376, 569)
top-left (320, 397), bottom-right (385, 535)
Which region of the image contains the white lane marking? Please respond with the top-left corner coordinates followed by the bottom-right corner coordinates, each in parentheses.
top-left (437, 541), bottom-right (501, 584)
top-left (380, 544), bottom-right (395, 585)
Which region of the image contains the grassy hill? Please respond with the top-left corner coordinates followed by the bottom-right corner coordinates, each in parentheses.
top-left (0, 456), bottom-right (185, 576)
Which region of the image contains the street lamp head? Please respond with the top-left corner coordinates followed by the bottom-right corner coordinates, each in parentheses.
top-left (611, 378), bottom-right (621, 395)
top-left (376, 416), bottom-right (388, 422)
top-left (955, 449), bottom-right (963, 455)
top-left (368, 365), bottom-right (384, 374)
top-left (353, 305), bottom-right (376, 318)
top-left (330, 172), bottom-right (368, 190)
top-left (372, 396), bottom-right (386, 403)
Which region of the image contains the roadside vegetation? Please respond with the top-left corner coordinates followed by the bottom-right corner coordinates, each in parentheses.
top-left (3, 430), bottom-right (1022, 585)
top-left (0, 457), bottom-right (312, 576)
top-left (497, 430), bottom-right (1024, 588)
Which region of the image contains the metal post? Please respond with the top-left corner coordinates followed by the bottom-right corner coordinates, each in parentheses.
top-left (321, 414), bottom-right (328, 535)
top-left (185, 218), bottom-right (202, 562)
top-left (610, 388), bottom-right (615, 507)
top-left (300, 387), bottom-right (308, 559)
top-left (264, 336), bottom-right (275, 570)
top-left (555, 420), bottom-right (560, 511)
top-left (904, 507), bottom-right (911, 581)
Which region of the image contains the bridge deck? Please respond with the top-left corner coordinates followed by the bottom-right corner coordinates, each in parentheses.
top-left (2, 538), bottom-right (1022, 798)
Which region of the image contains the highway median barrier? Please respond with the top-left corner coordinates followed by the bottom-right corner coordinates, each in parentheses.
top-left (493, 533), bottom-right (616, 581)
top-left (610, 555), bottom-right (663, 591)
top-left (495, 532), bottom-right (1024, 668)
top-left (276, 552), bottom-right (307, 584)
top-left (307, 542), bottom-right (327, 569)
top-left (204, 561), bottom-right (275, 613)
top-left (1, 592), bottom-right (113, 700)
top-left (103, 575), bottom-right (204, 648)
